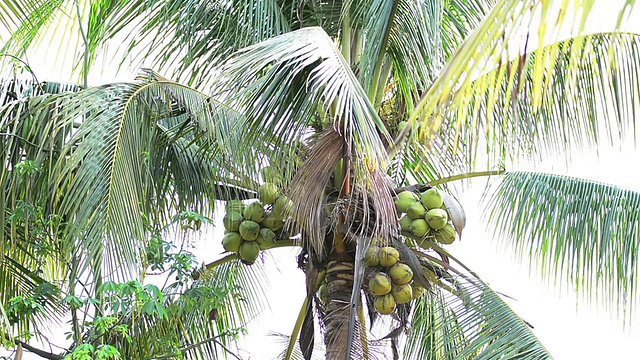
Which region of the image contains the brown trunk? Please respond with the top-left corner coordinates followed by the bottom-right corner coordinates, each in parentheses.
top-left (323, 257), bottom-right (355, 360)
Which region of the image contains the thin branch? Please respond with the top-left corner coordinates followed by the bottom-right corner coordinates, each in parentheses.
top-left (2, 334), bottom-right (64, 360)
top-left (392, 168), bottom-right (506, 194)
top-left (147, 332), bottom-right (240, 360)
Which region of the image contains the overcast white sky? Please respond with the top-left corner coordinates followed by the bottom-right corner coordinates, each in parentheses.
top-left (2, 1), bottom-right (640, 359)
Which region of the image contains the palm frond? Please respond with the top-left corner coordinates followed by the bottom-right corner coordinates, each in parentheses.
top-left (484, 171), bottom-right (640, 320)
top-left (404, 251), bottom-right (552, 359)
top-left (400, 0), bottom-right (637, 155)
top-left (217, 27), bottom-right (394, 250)
top-left (436, 32), bottom-right (640, 168)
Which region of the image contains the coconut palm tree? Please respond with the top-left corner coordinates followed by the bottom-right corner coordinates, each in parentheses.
top-left (1, 0), bottom-right (640, 359)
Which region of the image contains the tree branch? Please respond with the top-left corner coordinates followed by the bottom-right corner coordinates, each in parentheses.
top-left (2, 335), bottom-right (64, 360)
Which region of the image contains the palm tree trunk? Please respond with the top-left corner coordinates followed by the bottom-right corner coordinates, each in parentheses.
top-left (323, 256), bottom-right (355, 360)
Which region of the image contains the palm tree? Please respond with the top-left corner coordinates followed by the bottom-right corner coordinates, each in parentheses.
top-left (1, 0), bottom-right (639, 359)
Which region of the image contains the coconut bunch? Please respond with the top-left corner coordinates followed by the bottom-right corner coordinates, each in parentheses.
top-left (396, 188), bottom-right (456, 247)
top-left (364, 240), bottom-right (425, 315)
top-left (221, 181), bottom-right (293, 265)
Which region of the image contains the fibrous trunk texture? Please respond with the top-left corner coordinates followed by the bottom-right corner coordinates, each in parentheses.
top-left (323, 258), bottom-right (355, 360)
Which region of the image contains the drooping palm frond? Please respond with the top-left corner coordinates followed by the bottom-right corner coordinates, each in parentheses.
top-left (403, 251), bottom-right (552, 359)
top-left (435, 32), bottom-right (640, 169)
top-left (484, 171), bottom-right (640, 320)
top-left (399, 0), bottom-right (638, 155)
top-left (215, 27), bottom-right (395, 251)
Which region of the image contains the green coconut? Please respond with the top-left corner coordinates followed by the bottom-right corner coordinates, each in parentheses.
top-left (255, 227), bottom-right (277, 250)
top-left (395, 191), bottom-right (418, 213)
top-left (389, 262), bottom-right (413, 285)
top-left (425, 208), bottom-right (448, 230)
top-left (261, 214), bottom-right (284, 231)
top-left (410, 218), bottom-right (430, 238)
top-left (399, 215), bottom-right (413, 231)
top-left (222, 231), bottom-right (243, 253)
top-left (225, 200), bottom-right (245, 214)
top-left (258, 183), bottom-right (280, 205)
top-left (378, 247), bottom-right (400, 268)
top-left (434, 223), bottom-right (456, 244)
top-left (365, 245), bottom-right (381, 267)
top-left (243, 201), bottom-right (265, 223)
top-left (238, 240), bottom-right (260, 264)
top-left (374, 293), bottom-right (396, 315)
top-left (223, 211), bottom-right (244, 232)
top-left (391, 283), bottom-right (413, 304)
top-left (368, 272), bottom-right (392, 296)
top-left (421, 188), bottom-right (443, 210)
top-left (406, 202), bottom-right (427, 220)
top-left (273, 195), bottom-right (293, 220)
top-left (239, 220), bottom-right (261, 241)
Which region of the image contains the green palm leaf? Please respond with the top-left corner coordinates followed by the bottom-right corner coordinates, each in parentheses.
top-left (485, 171), bottom-right (640, 319)
top-left (404, 252), bottom-right (552, 359)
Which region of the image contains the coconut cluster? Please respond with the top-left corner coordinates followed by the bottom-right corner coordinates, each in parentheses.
top-left (396, 188), bottom-right (456, 246)
top-left (365, 240), bottom-right (424, 315)
top-left (221, 182), bottom-right (293, 265)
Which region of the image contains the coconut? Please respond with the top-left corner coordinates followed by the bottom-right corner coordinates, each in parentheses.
top-left (255, 227), bottom-right (277, 250)
top-left (411, 284), bottom-right (425, 299)
top-left (374, 293), bottom-right (396, 315)
top-left (368, 272), bottom-right (392, 296)
top-left (238, 240), bottom-right (260, 264)
top-left (395, 191), bottom-right (418, 213)
top-left (365, 245), bottom-right (381, 267)
top-left (273, 195), bottom-right (293, 220)
top-left (410, 219), bottom-right (430, 238)
top-left (406, 202), bottom-right (427, 220)
top-left (260, 214), bottom-right (284, 231)
top-left (239, 220), bottom-right (261, 241)
top-left (317, 283), bottom-right (328, 305)
top-left (420, 188), bottom-right (443, 210)
top-left (425, 208), bottom-right (448, 230)
top-left (243, 201), bottom-right (265, 223)
top-left (222, 232), bottom-right (243, 253)
top-left (225, 200), bottom-right (245, 214)
top-left (389, 262), bottom-right (413, 284)
top-left (223, 211), bottom-right (244, 232)
top-left (378, 247), bottom-right (400, 268)
top-left (258, 183), bottom-right (280, 205)
top-left (391, 284), bottom-right (413, 304)
top-left (399, 215), bottom-right (413, 231)
top-left (434, 223), bottom-right (456, 244)
top-left (260, 165), bottom-right (284, 184)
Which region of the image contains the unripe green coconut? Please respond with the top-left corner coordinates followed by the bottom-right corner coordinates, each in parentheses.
top-left (399, 215), bottom-right (413, 231)
top-left (223, 211), bottom-right (244, 232)
top-left (410, 219), bottom-right (430, 238)
top-left (273, 195), bottom-right (293, 220)
top-left (368, 272), bottom-right (393, 295)
top-left (222, 232), bottom-right (243, 252)
top-left (317, 283), bottom-right (328, 305)
top-left (395, 191), bottom-right (418, 213)
top-left (406, 202), bottom-right (427, 220)
top-left (243, 201), bottom-right (265, 223)
top-left (255, 228), bottom-right (277, 250)
top-left (260, 165), bottom-right (284, 184)
top-left (258, 183), bottom-right (280, 205)
top-left (239, 220), bottom-right (261, 241)
top-left (365, 245), bottom-right (381, 267)
top-left (225, 200), bottom-right (245, 214)
top-left (261, 214), bottom-right (284, 231)
top-left (421, 188), bottom-right (443, 210)
top-left (391, 283), bottom-right (413, 304)
top-left (374, 293), bottom-right (396, 315)
top-left (378, 247), bottom-right (400, 267)
top-left (434, 223), bottom-right (456, 244)
top-left (389, 262), bottom-right (413, 284)
top-left (411, 284), bottom-right (425, 299)
top-left (425, 208), bottom-right (448, 230)
top-left (238, 240), bottom-right (260, 264)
